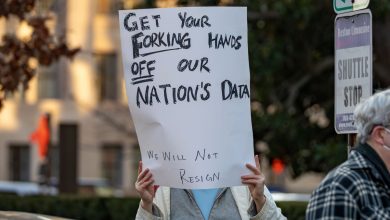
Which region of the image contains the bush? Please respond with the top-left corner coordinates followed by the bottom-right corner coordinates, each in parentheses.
top-left (276, 201), bottom-right (308, 220)
top-left (0, 195), bottom-right (307, 219)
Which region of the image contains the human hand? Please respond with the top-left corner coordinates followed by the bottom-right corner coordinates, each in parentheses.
top-left (135, 161), bottom-right (155, 212)
top-left (241, 155), bottom-right (266, 212)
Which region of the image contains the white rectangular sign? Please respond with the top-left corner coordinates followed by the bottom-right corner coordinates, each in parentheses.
top-left (334, 10), bottom-right (372, 134)
top-left (118, 7), bottom-right (255, 189)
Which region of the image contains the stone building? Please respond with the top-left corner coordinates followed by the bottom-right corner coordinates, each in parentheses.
top-left (0, 0), bottom-right (171, 195)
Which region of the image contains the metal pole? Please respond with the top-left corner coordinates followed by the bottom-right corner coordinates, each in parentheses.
top-left (347, 133), bottom-right (357, 154)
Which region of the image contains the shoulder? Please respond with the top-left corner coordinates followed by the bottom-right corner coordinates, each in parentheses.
top-left (306, 151), bottom-right (376, 219)
top-left (230, 185), bottom-right (271, 195)
top-left (230, 186), bottom-right (249, 194)
top-left (319, 151), bottom-right (371, 191)
top-left (155, 186), bottom-right (170, 196)
top-left (308, 151), bottom-right (371, 206)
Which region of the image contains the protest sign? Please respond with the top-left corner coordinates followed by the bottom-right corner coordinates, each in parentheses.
top-left (118, 7), bottom-right (254, 189)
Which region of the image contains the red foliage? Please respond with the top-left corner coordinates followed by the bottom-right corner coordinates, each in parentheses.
top-left (0, 0), bottom-right (80, 109)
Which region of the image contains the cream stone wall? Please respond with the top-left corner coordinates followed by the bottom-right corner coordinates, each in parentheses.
top-left (0, 100), bottom-right (139, 194)
top-left (0, 0), bottom-right (141, 195)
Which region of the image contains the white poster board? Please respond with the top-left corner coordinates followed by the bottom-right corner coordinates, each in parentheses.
top-left (118, 7), bottom-right (254, 189)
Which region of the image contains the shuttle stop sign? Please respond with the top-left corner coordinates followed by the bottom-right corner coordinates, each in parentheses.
top-left (334, 9), bottom-right (372, 134)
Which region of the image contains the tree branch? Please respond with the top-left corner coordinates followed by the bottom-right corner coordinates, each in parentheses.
top-left (373, 61), bottom-right (390, 86)
top-left (247, 11), bottom-right (279, 21)
top-left (285, 56), bottom-right (334, 108)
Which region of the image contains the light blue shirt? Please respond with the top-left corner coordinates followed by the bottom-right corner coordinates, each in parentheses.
top-left (191, 188), bottom-right (220, 220)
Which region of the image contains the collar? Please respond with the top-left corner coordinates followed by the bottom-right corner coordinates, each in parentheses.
top-left (185, 188), bottom-right (226, 200)
top-left (353, 143), bottom-right (390, 187)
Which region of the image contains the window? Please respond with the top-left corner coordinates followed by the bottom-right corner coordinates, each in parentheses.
top-left (94, 53), bottom-right (118, 101)
top-left (35, 0), bottom-right (53, 14)
top-left (37, 63), bottom-right (60, 99)
top-left (102, 144), bottom-right (123, 188)
top-left (131, 145), bottom-right (141, 185)
top-left (9, 144), bottom-right (31, 181)
top-left (97, 0), bottom-right (123, 15)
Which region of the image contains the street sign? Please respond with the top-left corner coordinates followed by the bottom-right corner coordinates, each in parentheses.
top-left (334, 0), bottom-right (370, 14)
top-left (334, 9), bottom-right (372, 134)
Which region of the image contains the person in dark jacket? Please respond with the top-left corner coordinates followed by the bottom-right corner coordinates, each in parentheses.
top-left (306, 89), bottom-right (390, 219)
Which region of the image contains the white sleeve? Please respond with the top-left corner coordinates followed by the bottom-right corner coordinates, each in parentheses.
top-left (135, 186), bottom-right (170, 220)
top-left (135, 203), bottom-right (164, 220)
top-left (249, 186), bottom-right (287, 220)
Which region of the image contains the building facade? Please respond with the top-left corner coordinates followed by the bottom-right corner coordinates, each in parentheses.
top-left (0, 0), bottom-right (160, 195)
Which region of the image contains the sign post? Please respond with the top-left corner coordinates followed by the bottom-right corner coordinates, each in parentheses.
top-left (334, 9), bottom-right (372, 135)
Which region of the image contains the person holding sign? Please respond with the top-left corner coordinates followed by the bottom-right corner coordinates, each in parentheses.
top-left (119, 6), bottom-right (286, 220)
top-left (306, 89), bottom-right (390, 219)
top-left (135, 155), bottom-right (286, 220)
